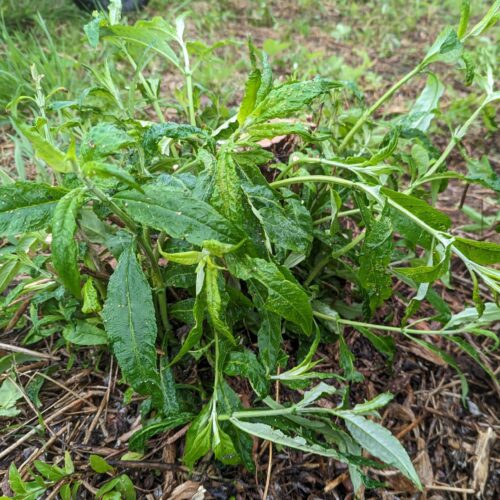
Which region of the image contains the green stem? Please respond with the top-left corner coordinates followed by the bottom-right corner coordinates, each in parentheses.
top-left (78, 168), bottom-right (171, 336)
top-left (271, 175), bottom-right (445, 243)
top-left (313, 209), bottom-right (360, 225)
top-left (180, 41), bottom-right (196, 126)
top-left (339, 64), bottom-right (423, 151)
top-left (305, 231), bottom-right (366, 286)
top-left (313, 311), bottom-right (466, 336)
top-left (409, 96), bottom-right (490, 191)
top-left (123, 47), bottom-right (166, 123)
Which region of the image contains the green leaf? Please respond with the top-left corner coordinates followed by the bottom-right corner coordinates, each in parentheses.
top-left (0, 182), bottom-right (67, 236)
top-left (129, 413), bottom-right (193, 452)
top-left (96, 474), bottom-right (136, 500)
top-left (236, 257), bottom-right (312, 335)
top-left (213, 421), bottom-right (240, 465)
top-left (351, 393), bottom-right (393, 414)
top-left (402, 73), bottom-right (444, 132)
top-left (183, 403), bottom-right (212, 468)
top-left (394, 244), bottom-right (451, 283)
top-left (249, 283), bottom-right (282, 374)
top-left (245, 121), bottom-right (323, 142)
top-left (80, 123), bottom-right (135, 162)
top-left (90, 455), bottom-right (114, 474)
top-left (170, 291), bottom-right (206, 365)
top-left (0, 259), bottom-right (22, 295)
top-left (224, 349), bottom-right (269, 397)
top-left (238, 68), bottom-right (262, 125)
top-left (454, 237), bottom-right (500, 265)
top-left (249, 78), bottom-right (342, 122)
top-left (103, 244), bottom-right (162, 406)
top-left (34, 461), bottom-right (66, 481)
top-left (51, 188), bottom-right (85, 298)
top-left (465, 156), bottom-right (500, 192)
top-left (63, 321), bottom-right (108, 346)
top-left (18, 124), bottom-right (71, 173)
top-left (457, 0), bottom-right (471, 38)
top-left (296, 382), bottom-right (337, 407)
top-left (338, 412), bottom-right (422, 489)
top-left (159, 359), bottom-right (179, 415)
top-left (230, 418), bottom-right (350, 463)
top-left (101, 17), bottom-right (180, 68)
top-left (467, 0), bottom-right (500, 38)
top-left (205, 261), bottom-right (235, 344)
top-left (82, 278), bottom-right (102, 314)
top-left (8, 464), bottom-right (26, 495)
top-left (159, 248), bottom-right (203, 265)
top-left (359, 217), bottom-right (393, 312)
top-left (353, 326), bottom-right (395, 362)
top-left (142, 122), bottom-right (207, 158)
top-left (339, 334), bottom-right (363, 382)
top-left (82, 161), bottom-right (144, 193)
top-left (211, 150), bottom-right (244, 225)
top-left (0, 378), bottom-right (23, 418)
top-left (115, 185), bottom-right (241, 245)
top-left (423, 27), bottom-right (463, 66)
top-left (382, 188), bottom-right (452, 231)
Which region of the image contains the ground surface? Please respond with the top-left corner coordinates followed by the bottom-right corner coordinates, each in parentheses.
top-left (0, 1), bottom-right (499, 499)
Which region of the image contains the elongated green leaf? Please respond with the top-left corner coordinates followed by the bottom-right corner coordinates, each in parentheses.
top-left (18, 124), bottom-right (71, 173)
top-left (80, 123), bottom-right (134, 162)
top-left (454, 237), bottom-right (500, 265)
top-left (359, 217), bottom-right (393, 312)
top-left (0, 182), bottom-right (67, 236)
top-left (423, 27), bottom-right (463, 66)
top-left (0, 259), bottom-right (22, 295)
top-left (205, 261), bottom-right (235, 344)
top-left (382, 188), bottom-right (451, 231)
top-left (224, 349), bottom-right (269, 397)
top-left (115, 185), bottom-right (241, 245)
top-left (466, 156), bottom-right (500, 192)
top-left (183, 403), bottom-right (212, 467)
top-left (238, 68), bottom-right (261, 125)
top-left (103, 244), bottom-right (162, 405)
top-left (212, 150), bottom-right (244, 225)
top-left (52, 188), bottom-right (84, 298)
top-left (129, 413), bottom-right (193, 451)
top-left (250, 78), bottom-right (342, 122)
top-left (236, 257), bottom-right (312, 335)
top-left (63, 321), bottom-right (107, 346)
top-left (142, 122), bottom-right (207, 158)
top-left (402, 73), bottom-right (444, 132)
top-left (467, 0), bottom-right (500, 38)
top-left (230, 418), bottom-right (352, 463)
top-left (83, 161), bottom-right (144, 193)
top-left (249, 283), bottom-right (282, 374)
top-left (339, 412), bottom-right (422, 489)
top-left (101, 17), bottom-right (180, 68)
top-left (170, 291), bottom-right (206, 364)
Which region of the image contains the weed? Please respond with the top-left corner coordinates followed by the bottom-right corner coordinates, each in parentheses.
top-left (1, 0), bottom-right (499, 496)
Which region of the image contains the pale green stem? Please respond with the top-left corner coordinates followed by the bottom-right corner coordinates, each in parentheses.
top-left (313, 311), bottom-right (466, 336)
top-left (339, 64), bottom-right (423, 151)
top-left (313, 209), bottom-right (361, 225)
top-left (409, 97), bottom-right (489, 191)
top-left (305, 230), bottom-right (366, 286)
top-left (180, 41), bottom-right (196, 126)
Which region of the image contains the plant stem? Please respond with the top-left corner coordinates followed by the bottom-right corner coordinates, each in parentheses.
top-left (78, 171), bottom-right (171, 336)
top-left (339, 64), bottom-right (423, 151)
top-left (305, 231), bottom-right (366, 286)
top-left (180, 41), bottom-right (196, 126)
top-left (313, 310), bottom-right (466, 336)
top-left (408, 96), bottom-right (490, 191)
top-left (313, 209), bottom-right (360, 225)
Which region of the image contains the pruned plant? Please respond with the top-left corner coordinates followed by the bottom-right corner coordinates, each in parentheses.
top-left (1, 0), bottom-right (499, 494)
